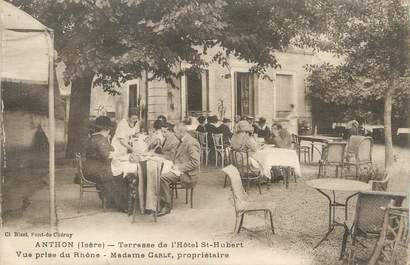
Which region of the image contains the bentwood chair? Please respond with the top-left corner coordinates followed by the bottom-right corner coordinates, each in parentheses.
top-left (197, 132), bottom-right (210, 166)
top-left (230, 149), bottom-right (263, 194)
top-left (368, 201), bottom-right (409, 265)
top-left (75, 153), bottom-right (105, 213)
top-left (222, 165), bottom-right (275, 238)
top-left (344, 136), bottom-right (373, 179)
top-left (212, 133), bottom-right (229, 168)
top-left (170, 181), bottom-right (194, 209)
top-left (318, 142), bottom-right (347, 178)
top-left (292, 134), bottom-right (311, 164)
top-left (340, 191), bottom-right (407, 263)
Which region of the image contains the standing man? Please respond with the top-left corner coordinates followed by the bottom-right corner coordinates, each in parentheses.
top-left (158, 123), bottom-right (200, 216)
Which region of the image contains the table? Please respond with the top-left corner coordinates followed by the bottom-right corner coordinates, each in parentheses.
top-left (297, 135), bottom-right (344, 161)
top-left (305, 178), bottom-right (371, 248)
top-left (252, 147), bottom-right (302, 179)
top-left (127, 156), bottom-right (171, 222)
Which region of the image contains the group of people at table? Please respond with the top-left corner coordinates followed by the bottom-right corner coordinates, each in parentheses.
top-left (82, 108), bottom-right (300, 217)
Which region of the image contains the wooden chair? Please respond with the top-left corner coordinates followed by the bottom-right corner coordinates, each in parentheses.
top-left (197, 132), bottom-right (210, 166)
top-left (222, 165), bottom-right (275, 237)
top-left (74, 153), bottom-right (105, 213)
top-left (344, 136), bottom-right (373, 179)
top-left (368, 201), bottom-right (409, 265)
top-left (340, 191), bottom-right (407, 263)
top-left (292, 134), bottom-right (311, 164)
top-left (212, 133), bottom-right (228, 168)
top-left (231, 149), bottom-right (263, 194)
top-left (318, 142), bottom-right (347, 178)
top-left (170, 181), bottom-right (194, 209)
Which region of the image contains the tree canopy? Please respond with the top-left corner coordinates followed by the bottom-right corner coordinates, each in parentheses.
top-left (10, 0), bottom-right (323, 90)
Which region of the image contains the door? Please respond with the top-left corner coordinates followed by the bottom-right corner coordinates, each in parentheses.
top-left (235, 72), bottom-right (255, 117)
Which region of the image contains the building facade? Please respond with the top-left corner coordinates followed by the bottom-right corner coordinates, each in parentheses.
top-left (90, 48), bottom-right (320, 128)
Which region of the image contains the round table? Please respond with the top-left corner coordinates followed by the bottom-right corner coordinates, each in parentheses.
top-left (305, 178), bottom-right (371, 249)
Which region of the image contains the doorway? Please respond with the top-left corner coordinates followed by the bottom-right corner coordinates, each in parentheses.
top-left (235, 72), bottom-right (255, 117)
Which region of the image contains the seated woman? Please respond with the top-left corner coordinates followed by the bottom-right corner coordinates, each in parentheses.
top-left (216, 118), bottom-right (233, 148)
top-left (147, 120), bottom-right (165, 153)
top-left (230, 120), bottom-right (261, 171)
top-left (83, 116), bottom-right (128, 212)
top-left (269, 123), bottom-right (292, 149)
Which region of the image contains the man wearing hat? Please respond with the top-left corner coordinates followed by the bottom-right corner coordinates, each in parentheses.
top-left (216, 118), bottom-right (233, 148)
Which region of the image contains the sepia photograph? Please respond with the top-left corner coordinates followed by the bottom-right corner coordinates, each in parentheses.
top-left (0, 0), bottom-right (409, 264)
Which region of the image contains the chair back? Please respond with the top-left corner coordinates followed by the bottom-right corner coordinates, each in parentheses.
top-left (347, 135), bottom-right (365, 155)
top-left (321, 142), bottom-right (346, 163)
top-left (74, 153), bottom-right (86, 182)
top-left (231, 149), bottom-right (250, 179)
top-left (357, 137), bottom-right (373, 162)
top-left (197, 132), bottom-right (208, 149)
top-left (212, 133), bottom-right (224, 151)
top-left (353, 191), bottom-right (407, 235)
top-left (222, 165), bottom-right (249, 213)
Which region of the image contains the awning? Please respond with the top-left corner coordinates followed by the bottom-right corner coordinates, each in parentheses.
top-left (1, 1), bottom-right (50, 84)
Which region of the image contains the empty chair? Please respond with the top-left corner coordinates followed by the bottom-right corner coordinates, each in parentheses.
top-left (368, 201), bottom-right (409, 265)
top-left (344, 136), bottom-right (373, 178)
top-left (231, 149), bottom-right (263, 194)
top-left (212, 133), bottom-right (229, 168)
top-left (340, 191), bottom-right (407, 263)
top-left (292, 134), bottom-right (311, 164)
top-left (222, 165), bottom-right (275, 236)
top-left (318, 142), bottom-right (347, 178)
top-left (75, 153), bottom-right (105, 213)
top-left (197, 132), bottom-right (210, 166)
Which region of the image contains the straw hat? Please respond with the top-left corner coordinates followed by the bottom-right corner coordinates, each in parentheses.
top-left (236, 120), bottom-right (253, 132)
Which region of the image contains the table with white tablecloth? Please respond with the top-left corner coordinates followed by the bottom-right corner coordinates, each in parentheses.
top-left (252, 147), bottom-right (302, 179)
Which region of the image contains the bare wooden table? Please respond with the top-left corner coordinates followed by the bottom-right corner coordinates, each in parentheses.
top-left (306, 178), bottom-right (371, 248)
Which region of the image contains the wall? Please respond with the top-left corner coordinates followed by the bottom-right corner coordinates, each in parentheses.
top-left (4, 110), bottom-right (65, 152)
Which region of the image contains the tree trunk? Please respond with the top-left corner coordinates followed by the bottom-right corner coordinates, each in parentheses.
top-left (384, 85), bottom-right (394, 170)
top-left (65, 75), bottom-right (94, 158)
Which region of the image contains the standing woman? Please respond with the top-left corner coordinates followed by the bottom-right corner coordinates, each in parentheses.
top-left (286, 104), bottom-right (298, 136)
top-left (83, 116), bottom-right (128, 212)
top-left (111, 108), bottom-right (140, 156)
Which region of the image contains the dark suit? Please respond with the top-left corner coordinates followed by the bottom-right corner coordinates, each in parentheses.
top-left (216, 124), bottom-right (232, 147)
top-left (160, 133), bottom-right (200, 206)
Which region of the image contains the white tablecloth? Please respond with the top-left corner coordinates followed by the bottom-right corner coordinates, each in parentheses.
top-left (252, 148), bottom-right (302, 179)
top-left (397, 128), bottom-right (410, 135)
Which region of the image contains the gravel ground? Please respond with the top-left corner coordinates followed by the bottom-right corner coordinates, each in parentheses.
top-left (3, 144), bottom-right (409, 265)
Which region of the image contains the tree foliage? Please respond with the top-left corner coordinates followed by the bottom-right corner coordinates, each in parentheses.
top-left (9, 0), bottom-right (323, 90)
top-left (306, 63), bottom-right (410, 127)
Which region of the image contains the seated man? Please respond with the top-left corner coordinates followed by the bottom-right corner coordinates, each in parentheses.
top-left (255, 117), bottom-right (271, 142)
top-left (270, 123), bottom-right (292, 149)
top-left (216, 118), bottom-right (233, 148)
top-left (158, 123), bottom-right (200, 216)
top-left (196, 115), bottom-right (206, 133)
top-left (157, 122), bottom-right (180, 160)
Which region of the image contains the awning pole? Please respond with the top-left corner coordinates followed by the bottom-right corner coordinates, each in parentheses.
top-left (47, 30), bottom-right (57, 229)
top-left (0, 14), bottom-right (4, 228)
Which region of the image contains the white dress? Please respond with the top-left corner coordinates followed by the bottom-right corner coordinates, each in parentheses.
top-left (286, 110), bottom-right (298, 136)
top-left (110, 119), bottom-right (140, 176)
